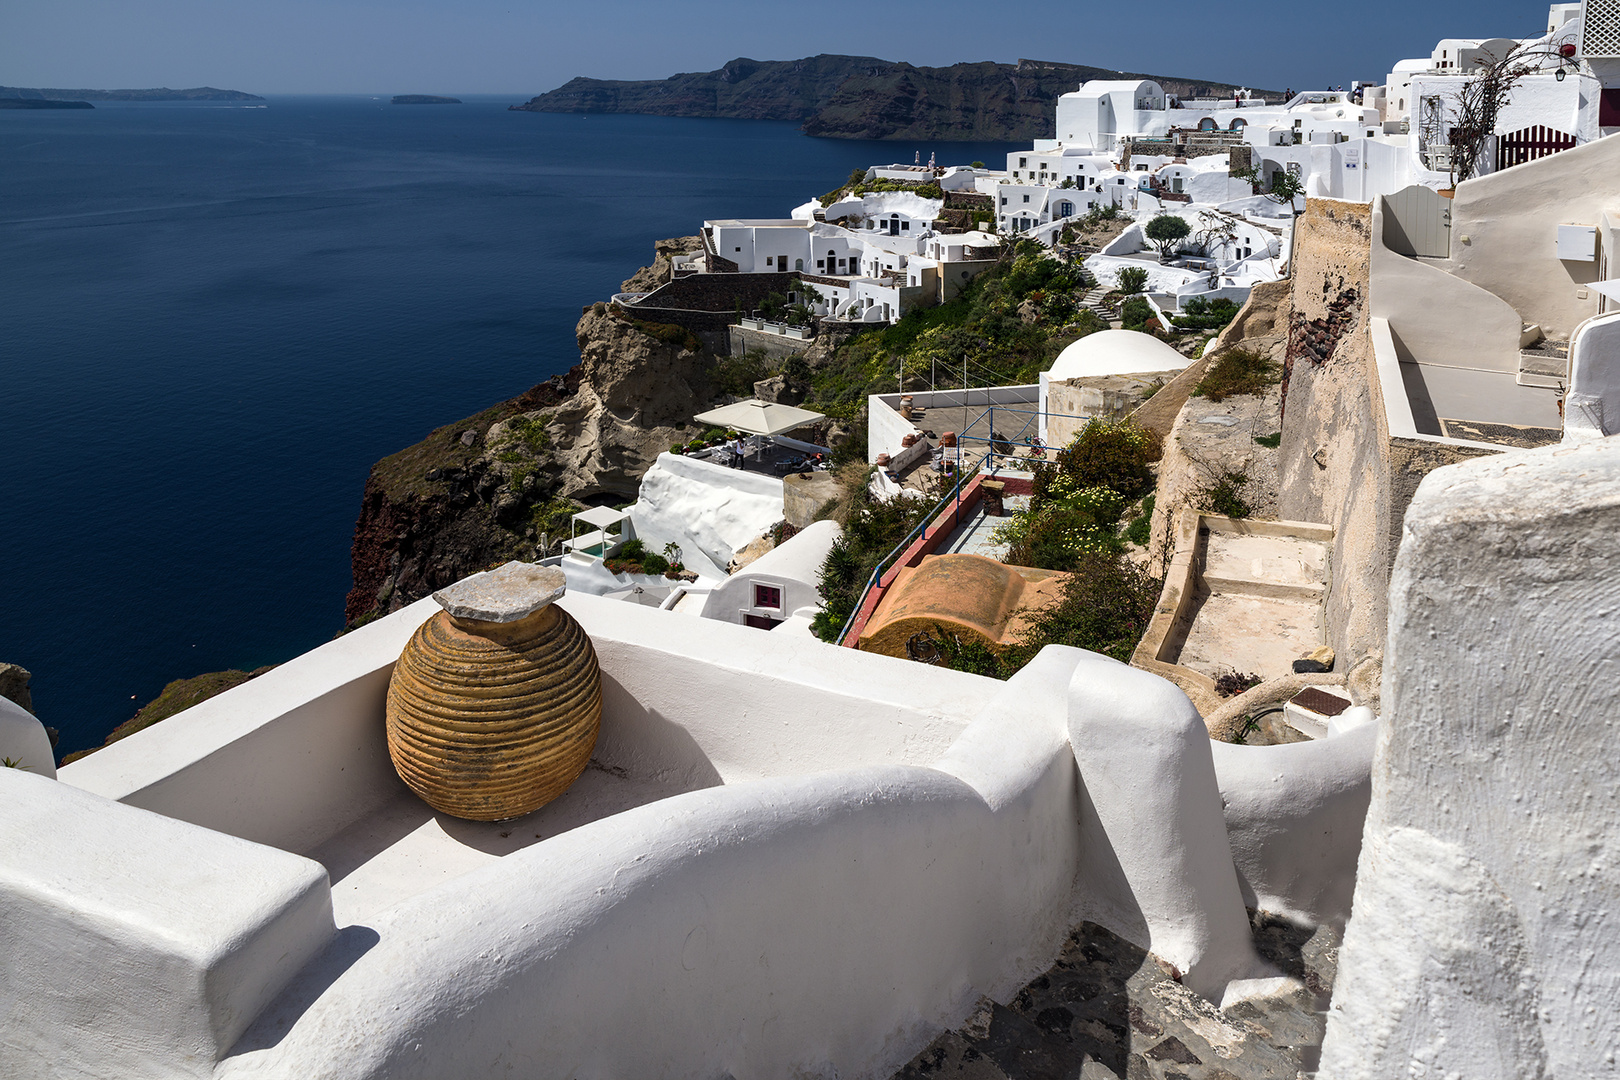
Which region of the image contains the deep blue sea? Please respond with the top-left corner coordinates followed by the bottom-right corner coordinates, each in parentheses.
top-left (0, 95), bottom-right (1022, 756)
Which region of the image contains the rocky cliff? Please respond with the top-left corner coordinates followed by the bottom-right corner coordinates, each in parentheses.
top-left (513, 55), bottom-right (1280, 141)
top-left (345, 243), bottom-right (721, 627)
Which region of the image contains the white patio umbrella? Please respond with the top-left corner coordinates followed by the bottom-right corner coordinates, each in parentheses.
top-left (1591, 280), bottom-right (1620, 304)
top-left (691, 399), bottom-right (826, 437)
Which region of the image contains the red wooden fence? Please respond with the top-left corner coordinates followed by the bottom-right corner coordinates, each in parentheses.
top-left (1496, 125), bottom-right (1577, 171)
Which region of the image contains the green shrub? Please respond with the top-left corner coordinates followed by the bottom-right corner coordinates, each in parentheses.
top-left (811, 469), bottom-right (934, 641)
top-left (530, 498), bottom-right (578, 540)
top-left (710, 352), bottom-right (772, 399)
top-left (1200, 471), bottom-right (1252, 518)
top-left (1037, 418), bottom-right (1160, 507)
top-left (1193, 347), bottom-right (1279, 402)
top-left (504, 413), bottom-right (552, 455)
top-left (1253, 431), bottom-right (1282, 448)
top-left (630, 318), bottom-right (701, 352)
top-left (1117, 266), bottom-right (1149, 294)
top-left (1120, 296), bottom-right (1156, 332)
top-left (1171, 296), bottom-right (1240, 331)
top-left (1124, 493), bottom-right (1155, 546)
top-left (998, 494), bottom-right (1125, 569)
top-left (998, 420), bottom-right (1161, 572)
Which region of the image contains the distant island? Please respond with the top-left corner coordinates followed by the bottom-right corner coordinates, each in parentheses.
top-left (0, 86), bottom-right (262, 102)
top-left (393, 95), bottom-right (462, 105)
top-left (0, 98), bottom-right (93, 110)
top-left (510, 55), bottom-right (1282, 141)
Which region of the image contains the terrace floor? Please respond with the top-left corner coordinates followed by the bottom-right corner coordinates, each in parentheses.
top-left (1399, 362), bottom-right (1563, 446)
top-left (308, 762), bottom-right (709, 925)
top-left (936, 495), bottom-right (1032, 560)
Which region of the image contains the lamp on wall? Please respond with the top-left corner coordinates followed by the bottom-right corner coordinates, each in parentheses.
top-left (1557, 66), bottom-right (1568, 81)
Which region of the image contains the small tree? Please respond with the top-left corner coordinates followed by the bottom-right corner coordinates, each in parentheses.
top-left (1144, 214), bottom-right (1192, 261)
top-left (1191, 209), bottom-right (1239, 258)
top-left (1233, 164), bottom-right (1305, 208)
top-left (1448, 42), bottom-right (1567, 183)
top-left (1117, 266), bottom-right (1149, 294)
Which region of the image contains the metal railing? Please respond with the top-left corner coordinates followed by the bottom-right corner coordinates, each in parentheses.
top-left (833, 459), bottom-right (983, 647)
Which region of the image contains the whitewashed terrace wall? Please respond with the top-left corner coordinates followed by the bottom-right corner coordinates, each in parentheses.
top-left (192, 648), bottom-right (1083, 1080)
top-left (700, 519), bottom-right (841, 625)
top-left (15, 592), bottom-right (1380, 1078)
top-left (59, 594), bottom-right (995, 852)
top-left (1321, 437), bottom-right (1620, 1080)
top-left (631, 453), bottom-right (784, 580)
top-left (1439, 131), bottom-right (1619, 340)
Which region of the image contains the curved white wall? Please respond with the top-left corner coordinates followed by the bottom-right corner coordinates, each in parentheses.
top-left (1563, 311), bottom-right (1620, 439)
top-left (1321, 438), bottom-right (1620, 1079)
top-left (24, 579), bottom-right (1382, 1079)
top-left (0, 695), bottom-right (55, 778)
top-left (1211, 721), bottom-right (1377, 926)
top-left (217, 653), bottom-right (1086, 1080)
top-left (701, 519), bottom-right (841, 624)
top-left (0, 770), bottom-right (333, 1080)
top-left (1370, 196), bottom-right (1523, 373)
top-left (632, 453), bottom-right (785, 580)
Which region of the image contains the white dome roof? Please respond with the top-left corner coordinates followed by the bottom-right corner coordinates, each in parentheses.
top-left (1047, 329), bottom-right (1193, 381)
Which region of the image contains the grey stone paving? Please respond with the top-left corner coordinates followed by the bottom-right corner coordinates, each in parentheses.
top-left (938, 495), bottom-right (1032, 559)
top-left (891, 913), bottom-right (1338, 1080)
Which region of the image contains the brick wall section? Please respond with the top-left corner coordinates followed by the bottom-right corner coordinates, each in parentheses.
top-left (701, 230), bottom-right (738, 273)
top-left (621, 272), bottom-right (819, 340)
top-left (944, 191), bottom-right (993, 211)
top-left (630, 273), bottom-right (802, 313)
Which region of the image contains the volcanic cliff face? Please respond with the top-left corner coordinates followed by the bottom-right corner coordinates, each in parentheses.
top-left (345, 244), bottom-right (716, 628)
top-left (512, 55), bottom-right (1281, 141)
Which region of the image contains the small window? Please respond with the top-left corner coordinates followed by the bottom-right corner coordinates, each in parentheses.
top-left (1019, 157), bottom-right (1028, 167)
top-left (1023, 194), bottom-right (1030, 203)
top-left (901, 221), bottom-right (909, 231)
top-left (817, 259), bottom-right (825, 269)
top-left (753, 583), bottom-right (782, 610)
top-left (764, 256), bottom-right (774, 268)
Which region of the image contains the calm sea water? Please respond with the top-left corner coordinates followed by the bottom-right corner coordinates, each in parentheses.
top-left (0, 95), bottom-right (1021, 756)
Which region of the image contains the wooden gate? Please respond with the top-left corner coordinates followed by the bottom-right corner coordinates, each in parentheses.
top-left (1384, 184), bottom-right (1452, 258)
top-left (1496, 125), bottom-right (1577, 171)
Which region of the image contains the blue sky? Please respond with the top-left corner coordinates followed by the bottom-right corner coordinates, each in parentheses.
top-left (4, 0), bottom-right (1554, 96)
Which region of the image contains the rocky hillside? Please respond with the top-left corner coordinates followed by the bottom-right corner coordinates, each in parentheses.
top-left (514, 55), bottom-right (884, 122)
top-left (513, 55), bottom-right (1279, 141)
top-left (345, 242), bottom-right (722, 628)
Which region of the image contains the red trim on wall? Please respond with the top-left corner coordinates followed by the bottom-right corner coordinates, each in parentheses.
top-left (1601, 89), bottom-right (1620, 129)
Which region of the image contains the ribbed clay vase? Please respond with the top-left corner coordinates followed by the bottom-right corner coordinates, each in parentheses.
top-left (386, 562), bottom-right (601, 821)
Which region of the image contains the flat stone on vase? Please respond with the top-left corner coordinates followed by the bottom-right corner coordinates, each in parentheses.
top-left (433, 562), bottom-right (566, 623)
